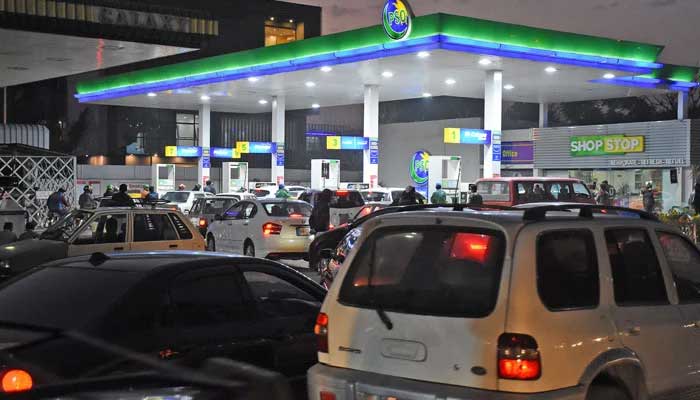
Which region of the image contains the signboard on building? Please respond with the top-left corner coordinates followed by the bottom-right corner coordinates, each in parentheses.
top-left (382, 0), bottom-right (412, 40)
top-left (502, 141), bottom-right (534, 164)
top-left (444, 128), bottom-right (492, 145)
top-left (326, 136), bottom-right (369, 150)
top-left (570, 135), bottom-right (645, 157)
top-left (164, 146), bottom-right (202, 158)
top-left (409, 150), bottom-right (430, 185)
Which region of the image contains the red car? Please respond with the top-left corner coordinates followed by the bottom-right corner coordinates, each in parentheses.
top-left (475, 177), bottom-right (595, 207)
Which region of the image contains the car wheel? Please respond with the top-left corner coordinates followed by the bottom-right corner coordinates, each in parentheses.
top-left (586, 384), bottom-right (630, 400)
top-left (244, 241), bottom-right (255, 257)
top-left (206, 235), bottom-right (216, 251)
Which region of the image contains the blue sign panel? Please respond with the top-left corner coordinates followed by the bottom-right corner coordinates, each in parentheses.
top-left (178, 146), bottom-right (203, 157)
top-left (492, 144), bottom-right (502, 162)
top-left (248, 142), bottom-right (277, 154)
top-left (202, 148), bottom-right (211, 168)
top-left (460, 129), bottom-right (491, 145)
top-left (340, 136), bottom-right (369, 150)
top-left (276, 144), bottom-right (285, 167)
top-left (369, 139), bottom-right (379, 165)
top-left (211, 147), bottom-right (235, 159)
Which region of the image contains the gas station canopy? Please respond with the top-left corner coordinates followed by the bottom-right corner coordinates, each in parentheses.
top-left (75, 13), bottom-right (699, 111)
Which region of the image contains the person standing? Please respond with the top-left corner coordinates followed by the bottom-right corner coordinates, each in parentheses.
top-left (310, 189), bottom-right (332, 233)
top-left (203, 180), bottom-right (217, 195)
top-left (111, 184), bottom-right (135, 207)
top-left (398, 186), bottom-right (419, 206)
top-left (596, 180), bottom-right (613, 206)
top-left (467, 184), bottom-right (483, 206)
top-left (430, 184), bottom-right (448, 204)
top-left (178, 184), bottom-right (186, 191)
top-left (78, 185), bottom-right (96, 209)
top-left (275, 184), bottom-right (291, 199)
top-left (103, 185), bottom-right (116, 198)
top-left (642, 182), bottom-right (655, 214)
top-left (146, 186), bottom-right (159, 202)
top-left (0, 222), bottom-right (17, 245)
top-left (140, 184), bottom-right (149, 200)
top-left (18, 222), bottom-right (39, 240)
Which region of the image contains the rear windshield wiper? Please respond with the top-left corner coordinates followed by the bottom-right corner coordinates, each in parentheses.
top-left (367, 241), bottom-right (393, 330)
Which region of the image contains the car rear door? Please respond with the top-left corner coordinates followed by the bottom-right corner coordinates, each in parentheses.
top-left (168, 212), bottom-right (204, 251)
top-left (130, 212), bottom-right (182, 251)
top-left (321, 215), bottom-right (509, 390)
top-left (68, 212), bottom-right (131, 256)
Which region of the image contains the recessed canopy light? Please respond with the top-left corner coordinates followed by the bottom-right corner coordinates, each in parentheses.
top-left (289, 19), bottom-right (294, 23)
top-left (320, 66), bottom-right (333, 72)
top-left (269, 17), bottom-right (275, 21)
top-left (200, 95), bottom-right (210, 101)
top-left (382, 71), bottom-right (394, 78)
top-left (422, 92), bottom-right (432, 98)
top-left (417, 51), bottom-right (430, 58)
top-left (504, 84), bottom-right (515, 90)
top-left (147, 92), bottom-right (157, 97)
top-left (603, 73), bottom-right (616, 79)
top-left (305, 81), bottom-right (316, 88)
top-left (445, 78), bottom-right (456, 85)
top-left (478, 58), bottom-right (493, 66)
top-left (545, 66), bottom-right (558, 73)
top-left (248, 77), bottom-right (259, 82)
top-left (312, 103), bottom-right (321, 109)
top-left (259, 99), bottom-right (269, 105)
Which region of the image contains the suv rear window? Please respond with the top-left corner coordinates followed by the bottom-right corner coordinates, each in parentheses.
top-left (331, 191), bottom-right (364, 208)
top-left (339, 227), bottom-right (505, 317)
top-left (262, 202), bottom-right (312, 217)
top-left (477, 181), bottom-right (510, 202)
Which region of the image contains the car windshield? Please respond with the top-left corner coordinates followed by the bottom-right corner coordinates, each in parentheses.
top-left (339, 227), bottom-right (506, 317)
top-left (361, 191), bottom-right (389, 202)
top-left (40, 210), bottom-right (94, 241)
top-left (0, 267), bottom-right (142, 330)
top-left (162, 192), bottom-right (189, 203)
top-left (262, 202), bottom-right (312, 217)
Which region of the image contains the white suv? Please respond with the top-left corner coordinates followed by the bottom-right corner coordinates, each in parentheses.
top-left (309, 205), bottom-right (700, 400)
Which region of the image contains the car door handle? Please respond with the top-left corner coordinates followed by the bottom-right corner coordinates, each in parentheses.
top-left (113, 247), bottom-right (124, 251)
top-left (622, 326), bottom-right (641, 336)
top-left (169, 244), bottom-right (178, 249)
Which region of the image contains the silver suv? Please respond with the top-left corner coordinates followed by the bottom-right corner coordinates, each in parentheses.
top-left (308, 205), bottom-right (700, 400)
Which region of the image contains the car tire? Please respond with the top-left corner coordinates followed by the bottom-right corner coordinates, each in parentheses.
top-left (206, 235), bottom-right (216, 251)
top-left (244, 241), bottom-right (255, 257)
top-left (586, 384), bottom-right (630, 400)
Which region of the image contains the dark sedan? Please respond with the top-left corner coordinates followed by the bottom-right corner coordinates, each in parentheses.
top-left (0, 251), bottom-right (325, 398)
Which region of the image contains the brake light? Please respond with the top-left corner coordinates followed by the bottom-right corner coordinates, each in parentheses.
top-left (262, 222), bottom-right (282, 235)
top-left (289, 213), bottom-right (303, 218)
top-left (198, 217), bottom-right (208, 228)
top-left (497, 333), bottom-right (541, 380)
top-left (320, 392), bottom-right (336, 400)
top-left (1, 369), bottom-right (33, 393)
top-left (450, 233), bottom-right (491, 263)
top-left (314, 312), bottom-right (329, 353)
top-left (335, 190), bottom-right (348, 196)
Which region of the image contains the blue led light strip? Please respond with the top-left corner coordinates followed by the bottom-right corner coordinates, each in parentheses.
top-left (590, 76), bottom-right (700, 91)
top-left (76, 34), bottom-right (666, 103)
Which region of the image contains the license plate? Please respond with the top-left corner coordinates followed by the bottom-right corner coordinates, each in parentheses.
top-left (296, 227), bottom-right (310, 236)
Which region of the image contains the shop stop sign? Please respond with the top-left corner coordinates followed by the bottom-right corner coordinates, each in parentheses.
top-left (570, 135), bottom-right (645, 157)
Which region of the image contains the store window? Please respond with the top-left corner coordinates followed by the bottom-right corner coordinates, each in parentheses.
top-left (265, 19), bottom-right (303, 47)
top-left (176, 113), bottom-right (198, 147)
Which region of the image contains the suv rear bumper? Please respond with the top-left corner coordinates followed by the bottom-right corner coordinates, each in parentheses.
top-left (308, 364), bottom-right (585, 400)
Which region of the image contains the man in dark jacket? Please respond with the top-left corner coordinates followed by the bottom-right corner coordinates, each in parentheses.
top-left (310, 189), bottom-right (332, 233)
top-left (111, 184), bottom-right (135, 207)
top-left (398, 186), bottom-right (420, 206)
top-left (642, 182), bottom-right (655, 213)
top-left (203, 180), bottom-right (217, 195)
top-left (78, 185), bottom-right (96, 209)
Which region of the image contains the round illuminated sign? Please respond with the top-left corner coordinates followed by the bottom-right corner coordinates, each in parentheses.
top-left (382, 0), bottom-right (412, 41)
top-left (409, 150), bottom-right (430, 185)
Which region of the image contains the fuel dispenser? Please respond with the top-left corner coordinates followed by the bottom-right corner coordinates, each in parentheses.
top-left (428, 156), bottom-right (462, 203)
top-left (311, 159), bottom-right (340, 190)
top-left (152, 164), bottom-right (176, 193)
top-left (222, 162), bottom-right (249, 193)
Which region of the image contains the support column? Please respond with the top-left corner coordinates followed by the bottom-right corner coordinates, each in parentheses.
top-left (539, 102), bottom-right (549, 128)
top-left (483, 71), bottom-right (503, 178)
top-left (2, 87), bottom-right (6, 124)
top-left (198, 103), bottom-right (211, 189)
top-left (271, 95), bottom-right (285, 184)
top-left (678, 91), bottom-right (689, 120)
top-left (363, 85), bottom-right (380, 187)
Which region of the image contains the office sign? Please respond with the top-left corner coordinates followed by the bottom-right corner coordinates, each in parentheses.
top-left (570, 135), bottom-right (645, 157)
top-left (235, 142), bottom-right (277, 154)
top-left (326, 136), bottom-right (369, 150)
top-left (164, 146), bottom-right (202, 158)
top-left (444, 128), bottom-right (492, 145)
top-left (382, 0), bottom-right (412, 40)
top-left (502, 141), bottom-right (534, 164)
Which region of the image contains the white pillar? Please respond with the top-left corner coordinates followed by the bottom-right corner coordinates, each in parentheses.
top-left (363, 85), bottom-right (380, 187)
top-left (678, 91), bottom-right (689, 120)
top-left (198, 103), bottom-right (211, 189)
top-left (539, 102), bottom-right (549, 128)
top-left (484, 70), bottom-right (503, 178)
top-left (271, 95), bottom-right (285, 184)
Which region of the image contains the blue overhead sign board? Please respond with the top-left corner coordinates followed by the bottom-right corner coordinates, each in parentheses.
top-left (444, 128), bottom-right (492, 145)
top-left (164, 146), bottom-right (203, 158)
top-left (247, 142), bottom-right (277, 154)
top-left (327, 136), bottom-right (369, 150)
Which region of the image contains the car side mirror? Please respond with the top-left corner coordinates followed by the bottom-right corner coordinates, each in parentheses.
top-left (320, 248), bottom-right (334, 259)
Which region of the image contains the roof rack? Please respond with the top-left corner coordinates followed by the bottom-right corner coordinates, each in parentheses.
top-left (522, 204), bottom-right (657, 221)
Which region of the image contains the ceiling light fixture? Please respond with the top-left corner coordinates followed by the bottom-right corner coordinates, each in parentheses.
top-left (417, 51), bottom-right (430, 58)
top-left (545, 66), bottom-right (558, 73)
top-left (259, 99), bottom-right (268, 105)
top-left (320, 66), bottom-right (333, 72)
top-left (305, 81), bottom-right (316, 88)
top-left (504, 84), bottom-right (515, 90)
top-left (422, 92), bottom-right (432, 98)
top-left (147, 92), bottom-right (157, 97)
top-left (312, 103), bottom-right (321, 109)
top-left (478, 58), bottom-right (493, 66)
top-left (603, 73), bottom-right (616, 79)
top-left (445, 78), bottom-right (456, 85)
top-left (289, 19), bottom-right (294, 23)
top-left (248, 77), bottom-right (259, 83)
top-left (200, 95), bottom-right (210, 101)
top-left (382, 71), bottom-right (394, 78)
top-left (269, 17), bottom-right (275, 21)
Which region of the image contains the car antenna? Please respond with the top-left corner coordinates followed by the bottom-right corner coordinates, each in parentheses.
top-left (89, 252), bottom-right (110, 266)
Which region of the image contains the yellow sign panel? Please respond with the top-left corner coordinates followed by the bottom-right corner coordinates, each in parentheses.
top-left (233, 149), bottom-right (240, 159)
top-left (164, 146), bottom-right (178, 157)
top-left (443, 128), bottom-right (460, 144)
top-left (326, 136), bottom-right (341, 150)
top-left (236, 142), bottom-right (250, 154)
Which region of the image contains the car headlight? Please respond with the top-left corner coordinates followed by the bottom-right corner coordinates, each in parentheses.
top-left (0, 260), bottom-right (10, 270)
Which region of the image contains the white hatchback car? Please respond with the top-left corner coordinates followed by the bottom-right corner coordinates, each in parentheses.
top-left (309, 204), bottom-right (700, 400)
top-left (161, 190), bottom-right (214, 214)
top-left (206, 198), bottom-right (313, 260)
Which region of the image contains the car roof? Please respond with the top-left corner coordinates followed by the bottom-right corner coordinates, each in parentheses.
top-left (257, 198), bottom-right (309, 205)
top-left (477, 177), bottom-right (584, 182)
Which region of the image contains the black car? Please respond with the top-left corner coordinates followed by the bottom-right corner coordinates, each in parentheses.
top-left (0, 251), bottom-right (325, 398)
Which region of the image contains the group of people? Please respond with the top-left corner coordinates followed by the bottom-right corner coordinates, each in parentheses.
top-left (0, 221), bottom-right (39, 245)
top-left (595, 180), bottom-right (657, 214)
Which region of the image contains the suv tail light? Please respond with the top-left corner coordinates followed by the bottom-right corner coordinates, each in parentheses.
top-left (198, 217), bottom-right (208, 229)
top-left (314, 312), bottom-right (329, 353)
top-left (497, 333), bottom-right (541, 380)
top-left (262, 222), bottom-right (282, 235)
top-left (1, 369), bottom-right (33, 393)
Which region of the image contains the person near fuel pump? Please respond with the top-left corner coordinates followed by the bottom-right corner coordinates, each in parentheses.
top-left (111, 184), bottom-right (135, 207)
top-left (310, 189), bottom-right (332, 233)
top-left (468, 184), bottom-right (483, 206)
top-left (430, 184), bottom-right (448, 204)
top-left (397, 186), bottom-right (420, 206)
top-left (275, 184), bottom-right (292, 199)
top-left (146, 186), bottom-right (159, 202)
top-left (78, 185), bottom-right (96, 210)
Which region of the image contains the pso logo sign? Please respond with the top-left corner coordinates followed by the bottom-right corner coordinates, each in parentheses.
top-left (383, 0), bottom-right (412, 40)
top-left (409, 150), bottom-right (430, 185)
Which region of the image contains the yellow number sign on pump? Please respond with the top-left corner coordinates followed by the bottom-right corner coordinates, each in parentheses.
top-left (444, 128), bottom-right (460, 144)
top-left (164, 146), bottom-right (178, 157)
top-left (327, 136), bottom-right (341, 150)
top-left (236, 142), bottom-right (250, 154)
